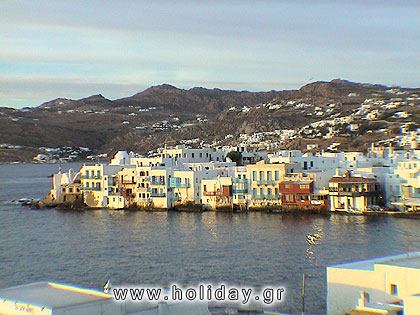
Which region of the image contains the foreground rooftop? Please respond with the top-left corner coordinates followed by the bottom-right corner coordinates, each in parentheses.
top-left (0, 281), bottom-right (111, 309)
top-left (329, 252), bottom-right (420, 271)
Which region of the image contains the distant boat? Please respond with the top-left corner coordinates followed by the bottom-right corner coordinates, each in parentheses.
top-left (18, 197), bottom-right (39, 206)
top-left (103, 279), bottom-right (112, 294)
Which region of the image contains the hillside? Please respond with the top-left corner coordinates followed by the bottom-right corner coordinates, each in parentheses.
top-left (0, 79), bottom-right (418, 163)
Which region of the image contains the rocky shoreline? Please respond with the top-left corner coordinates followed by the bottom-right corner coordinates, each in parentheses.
top-left (22, 199), bottom-right (420, 218)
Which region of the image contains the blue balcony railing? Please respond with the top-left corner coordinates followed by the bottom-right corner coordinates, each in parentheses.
top-left (170, 182), bottom-right (190, 188)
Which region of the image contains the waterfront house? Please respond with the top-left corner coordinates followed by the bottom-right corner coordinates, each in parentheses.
top-left (279, 177), bottom-right (314, 207)
top-left (80, 164), bottom-right (125, 208)
top-left (201, 177), bottom-right (233, 210)
top-left (170, 169), bottom-right (196, 207)
top-left (116, 167), bottom-right (139, 207)
top-left (328, 170), bottom-right (380, 212)
top-left (246, 161), bottom-right (293, 208)
top-left (148, 167), bottom-right (172, 209)
top-left (47, 169), bottom-right (81, 205)
top-left (327, 252), bottom-right (420, 315)
top-left (44, 145), bottom-right (420, 212)
top-left (232, 166), bottom-right (249, 209)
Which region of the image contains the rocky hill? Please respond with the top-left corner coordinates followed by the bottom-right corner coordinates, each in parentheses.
top-left (0, 79), bottom-right (418, 163)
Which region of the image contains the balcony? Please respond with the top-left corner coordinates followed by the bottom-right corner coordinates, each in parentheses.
top-left (253, 194), bottom-right (280, 200)
top-left (257, 179), bottom-right (275, 185)
top-left (328, 187), bottom-right (376, 196)
top-left (170, 182), bottom-right (190, 188)
top-left (121, 179), bottom-right (136, 184)
top-left (203, 190), bottom-right (228, 197)
top-left (203, 191), bottom-right (233, 197)
top-left (81, 175), bottom-right (102, 180)
top-left (150, 179), bottom-right (165, 185)
top-left (233, 188), bottom-right (248, 194)
top-left (150, 192), bottom-right (166, 197)
top-left (232, 178), bottom-right (248, 184)
top-left (203, 191), bottom-right (219, 196)
top-left (80, 186), bottom-right (101, 191)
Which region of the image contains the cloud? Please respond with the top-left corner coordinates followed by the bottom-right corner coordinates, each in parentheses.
top-left (0, 1), bottom-right (419, 108)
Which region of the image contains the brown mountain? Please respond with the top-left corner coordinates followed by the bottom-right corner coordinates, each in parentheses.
top-left (0, 79), bottom-right (418, 162)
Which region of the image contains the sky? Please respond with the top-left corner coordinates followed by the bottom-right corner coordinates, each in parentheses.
top-left (1, 0), bottom-right (419, 108)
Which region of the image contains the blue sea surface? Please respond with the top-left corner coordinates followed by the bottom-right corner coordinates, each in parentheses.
top-left (0, 163), bottom-right (419, 314)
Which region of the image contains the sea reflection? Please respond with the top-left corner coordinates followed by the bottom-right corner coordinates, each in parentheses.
top-left (1, 164), bottom-right (420, 314)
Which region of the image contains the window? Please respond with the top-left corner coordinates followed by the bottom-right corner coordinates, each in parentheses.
top-left (275, 171), bottom-right (279, 181)
top-left (362, 291), bottom-right (370, 304)
top-left (390, 284), bottom-right (398, 295)
top-left (253, 171), bottom-right (257, 181)
top-left (286, 194), bottom-right (294, 202)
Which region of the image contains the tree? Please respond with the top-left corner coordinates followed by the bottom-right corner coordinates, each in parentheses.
top-left (226, 151), bottom-right (242, 165)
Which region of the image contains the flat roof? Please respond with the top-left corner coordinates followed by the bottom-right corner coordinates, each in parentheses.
top-left (328, 252), bottom-right (420, 271)
top-left (0, 282), bottom-right (111, 309)
top-left (380, 256), bottom-right (420, 269)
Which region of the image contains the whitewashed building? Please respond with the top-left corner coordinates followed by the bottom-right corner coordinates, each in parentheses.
top-left (327, 252), bottom-right (420, 315)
